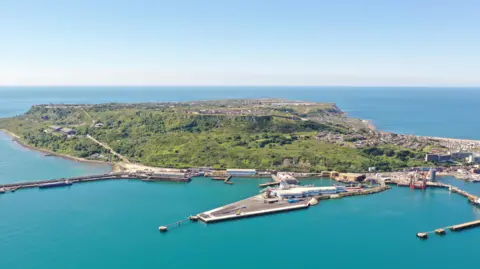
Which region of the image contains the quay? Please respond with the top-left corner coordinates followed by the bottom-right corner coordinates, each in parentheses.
top-left (258, 172), bottom-right (298, 187)
top-left (0, 172), bottom-right (192, 193)
top-left (258, 174), bottom-right (281, 187)
top-left (197, 185), bottom-right (389, 224)
top-left (197, 194), bottom-right (311, 223)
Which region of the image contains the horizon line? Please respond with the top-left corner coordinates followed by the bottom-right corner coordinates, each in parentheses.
top-left (1, 85), bottom-right (480, 88)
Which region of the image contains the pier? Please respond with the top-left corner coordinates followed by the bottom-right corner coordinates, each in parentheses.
top-left (416, 219), bottom-right (480, 239)
top-left (223, 175), bottom-right (233, 185)
top-left (0, 172), bottom-right (192, 193)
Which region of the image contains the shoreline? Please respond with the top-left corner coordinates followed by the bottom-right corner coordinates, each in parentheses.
top-left (0, 129), bottom-right (116, 171)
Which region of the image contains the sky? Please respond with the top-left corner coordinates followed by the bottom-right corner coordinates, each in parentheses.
top-left (0, 0), bottom-right (479, 86)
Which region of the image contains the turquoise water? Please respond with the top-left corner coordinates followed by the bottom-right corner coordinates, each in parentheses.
top-left (1, 87), bottom-right (480, 268)
top-left (0, 132), bottom-right (112, 184)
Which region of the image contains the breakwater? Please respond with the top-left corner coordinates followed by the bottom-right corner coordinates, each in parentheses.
top-left (0, 172), bottom-right (192, 192)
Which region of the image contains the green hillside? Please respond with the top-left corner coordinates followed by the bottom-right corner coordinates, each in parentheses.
top-left (0, 100), bottom-right (426, 172)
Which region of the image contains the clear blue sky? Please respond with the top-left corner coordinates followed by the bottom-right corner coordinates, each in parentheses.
top-left (1, 0), bottom-right (479, 86)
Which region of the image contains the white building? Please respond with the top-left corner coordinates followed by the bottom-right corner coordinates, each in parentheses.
top-left (272, 186), bottom-right (347, 199)
top-left (467, 154), bottom-right (480, 164)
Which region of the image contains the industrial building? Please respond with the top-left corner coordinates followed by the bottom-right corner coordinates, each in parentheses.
top-left (276, 172), bottom-right (299, 185)
top-left (425, 153), bottom-right (451, 162)
top-left (467, 155), bottom-right (480, 164)
top-left (451, 152), bottom-right (472, 160)
top-left (272, 186), bottom-right (347, 199)
top-left (226, 169), bottom-right (257, 177)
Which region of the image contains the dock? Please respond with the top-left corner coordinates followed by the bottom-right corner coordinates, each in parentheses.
top-left (259, 181), bottom-right (280, 187)
top-left (197, 194), bottom-right (311, 223)
top-left (258, 173), bottom-right (282, 187)
top-left (198, 185), bottom-right (390, 224)
top-left (224, 175), bottom-right (233, 185)
top-left (0, 172), bottom-right (192, 193)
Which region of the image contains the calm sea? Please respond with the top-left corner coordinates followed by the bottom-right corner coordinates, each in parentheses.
top-left (1, 87), bottom-right (480, 269)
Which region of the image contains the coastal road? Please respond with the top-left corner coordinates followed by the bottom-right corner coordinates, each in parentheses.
top-left (86, 134), bottom-right (131, 163)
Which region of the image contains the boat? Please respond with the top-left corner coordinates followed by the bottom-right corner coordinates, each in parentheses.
top-left (471, 197), bottom-right (480, 206)
top-left (39, 180), bottom-right (72, 189)
top-left (0, 187), bottom-right (5, 194)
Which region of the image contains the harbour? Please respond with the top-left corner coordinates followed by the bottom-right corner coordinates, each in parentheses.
top-left (2, 88), bottom-right (480, 269)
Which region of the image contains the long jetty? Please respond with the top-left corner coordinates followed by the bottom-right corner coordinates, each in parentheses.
top-left (416, 220), bottom-right (480, 239)
top-left (0, 172), bottom-right (192, 193)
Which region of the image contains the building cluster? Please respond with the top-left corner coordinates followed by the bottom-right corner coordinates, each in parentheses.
top-left (316, 131), bottom-right (429, 150)
top-left (425, 151), bottom-right (480, 164)
top-left (189, 109), bottom-right (267, 116)
top-left (432, 138), bottom-right (480, 152)
top-left (46, 125), bottom-right (76, 136)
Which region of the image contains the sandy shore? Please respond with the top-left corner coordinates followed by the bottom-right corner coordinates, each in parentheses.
top-left (420, 136), bottom-right (480, 143)
top-left (0, 129), bottom-right (116, 170)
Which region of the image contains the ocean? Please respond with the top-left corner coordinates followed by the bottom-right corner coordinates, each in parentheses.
top-left (1, 87), bottom-right (480, 269)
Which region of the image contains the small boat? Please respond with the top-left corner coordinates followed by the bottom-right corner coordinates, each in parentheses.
top-left (0, 188), bottom-right (5, 194)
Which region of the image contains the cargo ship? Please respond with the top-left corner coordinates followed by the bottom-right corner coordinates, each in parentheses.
top-left (39, 180), bottom-right (72, 189)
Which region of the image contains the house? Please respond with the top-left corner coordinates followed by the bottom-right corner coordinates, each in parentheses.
top-left (60, 128), bottom-right (76, 135)
top-left (49, 125), bottom-right (62, 132)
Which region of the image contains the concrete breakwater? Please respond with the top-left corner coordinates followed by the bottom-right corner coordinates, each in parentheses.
top-left (0, 172), bottom-right (192, 192)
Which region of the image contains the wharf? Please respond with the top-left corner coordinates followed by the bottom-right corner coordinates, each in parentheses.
top-left (258, 173), bottom-right (282, 187)
top-left (0, 172), bottom-right (192, 193)
top-left (197, 185), bottom-right (389, 224)
top-left (197, 194), bottom-right (311, 223)
top-left (389, 179), bottom-right (479, 202)
top-left (224, 175), bottom-right (233, 185)
top-left (259, 181), bottom-right (280, 187)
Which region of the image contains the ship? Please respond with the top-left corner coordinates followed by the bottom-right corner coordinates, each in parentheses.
top-left (39, 180), bottom-right (72, 189)
top-left (409, 172), bottom-right (426, 190)
top-left (0, 187), bottom-right (5, 194)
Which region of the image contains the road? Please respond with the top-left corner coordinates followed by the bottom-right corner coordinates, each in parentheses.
top-left (86, 134), bottom-right (130, 163)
